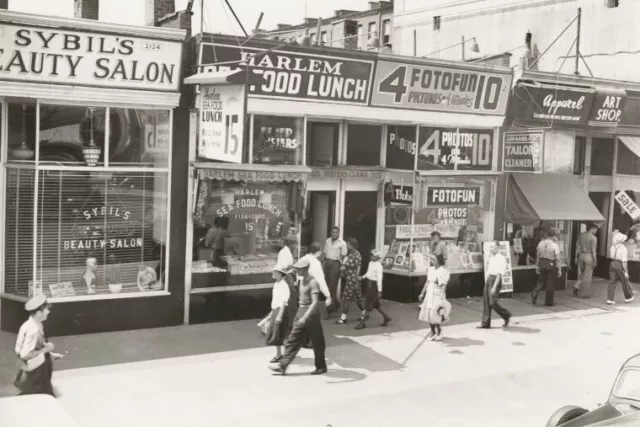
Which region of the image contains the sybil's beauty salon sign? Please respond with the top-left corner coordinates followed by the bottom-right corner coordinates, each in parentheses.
top-left (0, 23), bottom-right (182, 91)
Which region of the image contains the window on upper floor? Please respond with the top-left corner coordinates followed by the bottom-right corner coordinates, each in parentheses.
top-left (606, 0), bottom-right (620, 8)
top-left (357, 24), bottom-right (364, 49)
top-left (433, 16), bottom-right (441, 31)
top-left (382, 19), bottom-right (391, 46)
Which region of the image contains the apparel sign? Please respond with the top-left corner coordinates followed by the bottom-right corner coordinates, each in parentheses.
top-left (371, 60), bottom-right (512, 115)
top-left (511, 85), bottom-right (595, 124)
top-left (615, 191), bottom-right (640, 220)
top-left (417, 127), bottom-right (494, 171)
top-left (199, 43), bottom-right (375, 105)
top-left (588, 91), bottom-right (626, 126)
top-left (503, 131), bottom-right (544, 173)
top-left (0, 24), bottom-right (182, 91)
top-left (198, 84), bottom-right (245, 164)
top-left (426, 187), bottom-right (481, 206)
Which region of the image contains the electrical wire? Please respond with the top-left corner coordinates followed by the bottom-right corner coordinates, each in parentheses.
top-left (557, 49), bottom-right (640, 59)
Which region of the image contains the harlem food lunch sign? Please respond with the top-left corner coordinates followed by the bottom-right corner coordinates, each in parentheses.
top-left (199, 43), bottom-right (375, 105)
top-left (0, 23), bottom-right (182, 91)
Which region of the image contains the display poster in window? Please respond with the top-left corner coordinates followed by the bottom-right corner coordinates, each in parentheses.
top-left (0, 23), bottom-right (182, 91)
top-left (199, 42), bottom-right (375, 105)
top-left (483, 241), bottom-right (513, 294)
top-left (425, 186), bottom-right (482, 206)
top-left (417, 127), bottom-right (494, 171)
top-left (615, 190), bottom-right (640, 220)
top-left (414, 206), bottom-right (480, 226)
top-left (588, 91), bottom-right (626, 126)
top-left (370, 60), bottom-right (512, 115)
top-left (387, 184), bottom-right (413, 205)
top-left (503, 131), bottom-right (544, 173)
top-left (386, 125), bottom-right (417, 170)
top-left (252, 116), bottom-right (303, 165)
top-left (143, 110), bottom-right (171, 155)
top-left (510, 85), bottom-right (595, 125)
top-left (198, 84), bottom-right (245, 164)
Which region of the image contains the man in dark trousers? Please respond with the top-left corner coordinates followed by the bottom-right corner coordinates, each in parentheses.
top-left (269, 258), bottom-right (327, 376)
top-left (532, 229), bottom-right (562, 306)
top-left (322, 226), bottom-right (347, 316)
top-left (479, 242), bottom-right (511, 329)
top-left (573, 223), bottom-right (598, 298)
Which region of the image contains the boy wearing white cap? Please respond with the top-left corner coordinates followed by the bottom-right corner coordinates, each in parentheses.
top-left (356, 249), bottom-right (391, 329)
top-left (14, 295), bottom-right (62, 396)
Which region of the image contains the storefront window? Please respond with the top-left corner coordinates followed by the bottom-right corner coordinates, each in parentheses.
top-left (616, 139), bottom-right (640, 175)
top-left (386, 125), bottom-right (416, 170)
top-left (347, 124), bottom-right (381, 166)
top-left (7, 103), bottom-right (36, 163)
top-left (505, 221), bottom-right (569, 267)
top-left (543, 130), bottom-right (574, 174)
top-left (191, 179), bottom-right (301, 288)
top-left (253, 115), bottom-right (303, 165)
top-left (591, 137), bottom-right (614, 176)
top-left (108, 108), bottom-right (170, 168)
top-left (306, 122), bottom-right (338, 166)
top-left (4, 169), bottom-right (168, 298)
top-left (574, 136), bottom-right (587, 175)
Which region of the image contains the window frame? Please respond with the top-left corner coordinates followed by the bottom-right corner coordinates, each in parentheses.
top-left (1, 100), bottom-right (173, 302)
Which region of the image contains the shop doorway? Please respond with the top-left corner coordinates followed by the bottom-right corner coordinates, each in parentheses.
top-left (343, 191), bottom-right (377, 273)
top-left (301, 191), bottom-right (336, 250)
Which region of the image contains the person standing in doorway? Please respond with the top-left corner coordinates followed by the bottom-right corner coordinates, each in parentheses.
top-left (532, 229), bottom-right (562, 306)
top-left (356, 249), bottom-right (391, 329)
top-left (479, 242), bottom-right (512, 329)
top-left (430, 231), bottom-right (448, 264)
top-left (14, 295), bottom-right (63, 397)
top-left (336, 238), bottom-right (365, 324)
top-left (269, 258), bottom-right (327, 376)
top-left (574, 224), bottom-right (598, 298)
top-left (608, 231), bottom-right (635, 305)
top-left (322, 227), bottom-right (347, 316)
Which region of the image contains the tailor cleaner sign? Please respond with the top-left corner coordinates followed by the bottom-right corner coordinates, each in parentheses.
top-left (199, 43), bottom-right (375, 105)
top-left (371, 60), bottom-right (512, 115)
top-left (0, 24), bottom-right (182, 91)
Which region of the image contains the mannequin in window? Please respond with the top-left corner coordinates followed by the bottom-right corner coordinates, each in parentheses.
top-left (82, 257), bottom-right (97, 294)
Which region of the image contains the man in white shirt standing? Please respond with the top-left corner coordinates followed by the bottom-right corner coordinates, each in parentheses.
top-left (322, 226), bottom-right (347, 316)
top-left (356, 249), bottom-right (391, 330)
top-left (479, 242), bottom-right (511, 329)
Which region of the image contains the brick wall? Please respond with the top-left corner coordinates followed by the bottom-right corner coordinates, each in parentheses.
top-left (74, 0), bottom-right (99, 20)
top-left (146, 0), bottom-right (175, 26)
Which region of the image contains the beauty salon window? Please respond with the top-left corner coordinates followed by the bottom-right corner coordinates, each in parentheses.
top-left (346, 124), bottom-right (382, 166)
top-left (191, 178), bottom-right (303, 288)
top-left (252, 115), bottom-right (303, 165)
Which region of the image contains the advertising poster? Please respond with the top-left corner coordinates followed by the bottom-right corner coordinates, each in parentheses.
top-left (511, 85), bottom-right (595, 125)
top-left (483, 241), bottom-right (513, 294)
top-left (503, 131), bottom-right (544, 173)
top-left (198, 84), bottom-right (245, 163)
top-left (200, 43), bottom-right (375, 105)
top-left (371, 60), bottom-right (512, 115)
top-left (417, 127), bottom-right (494, 171)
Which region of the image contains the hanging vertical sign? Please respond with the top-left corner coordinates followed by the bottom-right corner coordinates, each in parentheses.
top-left (615, 190), bottom-right (640, 220)
top-left (198, 84), bottom-right (245, 164)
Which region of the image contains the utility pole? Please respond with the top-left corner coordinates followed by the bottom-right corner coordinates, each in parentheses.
top-left (575, 7), bottom-right (582, 75)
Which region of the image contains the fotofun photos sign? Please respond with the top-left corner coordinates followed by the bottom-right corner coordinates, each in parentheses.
top-left (0, 23), bottom-right (183, 91)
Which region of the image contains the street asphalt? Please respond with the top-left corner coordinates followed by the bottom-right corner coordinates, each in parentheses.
top-left (1, 279), bottom-right (639, 427)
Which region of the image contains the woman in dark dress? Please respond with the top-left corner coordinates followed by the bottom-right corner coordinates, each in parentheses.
top-left (336, 237), bottom-right (365, 324)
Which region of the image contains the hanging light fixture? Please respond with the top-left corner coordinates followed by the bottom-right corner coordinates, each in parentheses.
top-left (82, 107), bottom-right (101, 167)
top-left (12, 105), bottom-right (34, 160)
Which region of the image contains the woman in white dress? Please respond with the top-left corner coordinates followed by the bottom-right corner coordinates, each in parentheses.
top-left (418, 254), bottom-right (450, 341)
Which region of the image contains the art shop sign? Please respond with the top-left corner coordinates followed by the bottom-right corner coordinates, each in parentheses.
top-left (199, 42), bottom-right (375, 105)
top-left (510, 85), bottom-right (595, 125)
top-left (502, 131), bottom-right (544, 173)
top-left (64, 206), bottom-right (143, 250)
top-left (588, 90), bottom-right (626, 126)
top-left (0, 23), bottom-right (182, 91)
top-left (417, 127), bottom-right (494, 171)
top-left (371, 60), bottom-right (512, 115)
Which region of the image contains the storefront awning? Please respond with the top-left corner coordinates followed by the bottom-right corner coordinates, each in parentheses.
top-left (506, 173), bottom-right (605, 225)
top-left (195, 162), bottom-right (311, 182)
top-left (184, 69), bottom-right (266, 86)
top-left (619, 136), bottom-right (640, 158)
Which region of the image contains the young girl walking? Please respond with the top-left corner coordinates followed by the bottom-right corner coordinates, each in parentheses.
top-left (266, 265), bottom-right (292, 363)
top-left (418, 254), bottom-right (451, 341)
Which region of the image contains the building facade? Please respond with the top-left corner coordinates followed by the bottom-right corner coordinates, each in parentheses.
top-left (393, 0), bottom-right (640, 80)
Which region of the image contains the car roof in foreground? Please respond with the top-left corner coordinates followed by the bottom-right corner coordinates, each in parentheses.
top-left (623, 353), bottom-right (640, 369)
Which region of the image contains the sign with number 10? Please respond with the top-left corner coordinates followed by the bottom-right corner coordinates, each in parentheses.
top-left (370, 60), bottom-right (512, 115)
top-left (417, 127), bottom-right (494, 171)
top-left (198, 84), bottom-right (245, 163)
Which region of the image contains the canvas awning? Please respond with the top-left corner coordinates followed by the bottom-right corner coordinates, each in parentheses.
top-left (184, 69), bottom-right (266, 86)
top-left (506, 173), bottom-right (605, 225)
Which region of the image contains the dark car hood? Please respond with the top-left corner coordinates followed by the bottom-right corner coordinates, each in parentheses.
top-left (561, 403), bottom-right (640, 426)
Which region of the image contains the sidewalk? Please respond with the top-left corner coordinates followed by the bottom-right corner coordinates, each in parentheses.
top-left (0, 278), bottom-right (634, 398)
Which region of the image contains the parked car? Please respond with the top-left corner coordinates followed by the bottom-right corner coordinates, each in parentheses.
top-left (547, 353), bottom-right (640, 426)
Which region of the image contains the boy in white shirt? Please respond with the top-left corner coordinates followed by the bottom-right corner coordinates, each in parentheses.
top-left (356, 250), bottom-right (391, 329)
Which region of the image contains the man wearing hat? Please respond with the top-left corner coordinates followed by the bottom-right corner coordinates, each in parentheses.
top-left (430, 231), bottom-right (448, 264)
top-left (574, 223), bottom-right (598, 298)
top-left (14, 295), bottom-right (62, 396)
top-left (532, 228), bottom-right (562, 306)
top-left (269, 258), bottom-right (327, 376)
top-left (608, 231), bottom-right (635, 305)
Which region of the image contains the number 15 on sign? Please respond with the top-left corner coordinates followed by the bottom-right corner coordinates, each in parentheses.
top-left (615, 191), bottom-right (640, 220)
